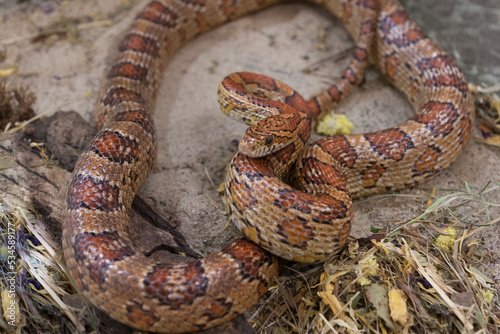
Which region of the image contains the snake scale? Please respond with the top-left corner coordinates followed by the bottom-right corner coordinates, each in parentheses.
top-left (62, 0), bottom-right (475, 332)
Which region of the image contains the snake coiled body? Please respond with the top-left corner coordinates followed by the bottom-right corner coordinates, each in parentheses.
top-left (62, 0), bottom-right (474, 332)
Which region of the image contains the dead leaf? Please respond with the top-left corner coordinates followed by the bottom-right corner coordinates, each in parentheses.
top-left (450, 291), bottom-right (474, 308)
top-left (388, 288), bottom-right (408, 326)
top-left (366, 284), bottom-right (396, 330)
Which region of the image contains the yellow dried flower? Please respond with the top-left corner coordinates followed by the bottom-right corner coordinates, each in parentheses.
top-left (482, 289), bottom-right (494, 303)
top-left (357, 253), bottom-right (378, 286)
top-left (359, 254), bottom-right (378, 275)
top-left (358, 277), bottom-right (372, 286)
top-left (316, 114), bottom-right (354, 136)
top-left (435, 227), bottom-right (457, 251)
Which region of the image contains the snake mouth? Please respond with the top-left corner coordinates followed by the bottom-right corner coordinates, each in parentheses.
top-left (239, 145), bottom-right (268, 158)
top-left (238, 137), bottom-right (269, 157)
top-left (239, 133), bottom-right (292, 158)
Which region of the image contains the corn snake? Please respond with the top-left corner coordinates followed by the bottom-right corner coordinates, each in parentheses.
top-left (62, 0), bottom-right (474, 332)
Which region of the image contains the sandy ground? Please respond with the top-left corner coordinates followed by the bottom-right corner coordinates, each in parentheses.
top-left (1, 0), bottom-right (499, 280)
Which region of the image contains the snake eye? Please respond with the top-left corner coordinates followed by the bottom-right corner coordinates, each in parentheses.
top-left (265, 136), bottom-right (274, 145)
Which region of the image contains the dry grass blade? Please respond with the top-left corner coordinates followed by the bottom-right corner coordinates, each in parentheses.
top-left (253, 181), bottom-right (499, 333)
top-left (0, 205), bottom-right (97, 333)
top-left (0, 83), bottom-right (36, 133)
top-left (388, 181), bottom-right (500, 237)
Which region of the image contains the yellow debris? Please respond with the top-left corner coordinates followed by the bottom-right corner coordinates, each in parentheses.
top-left (316, 114), bottom-right (354, 136)
top-left (359, 253), bottom-right (378, 275)
top-left (0, 66), bottom-right (18, 77)
top-left (482, 289), bottom-right (494, 303)
top-left (358, 277), bottom-right (372, 286)
top-left (435, 227), bottom-right (457, 251)
top-left (357, 253), bottom-right (378, 286)
top-left (426, 187), bottom-right (436, 208)
top-left (317, 272), bottom-right (346, 321)
top-left (388, 288), bottom-right (408, 326)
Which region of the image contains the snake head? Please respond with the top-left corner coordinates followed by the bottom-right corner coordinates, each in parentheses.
top-left (239, 115), bottom-right (297, 157)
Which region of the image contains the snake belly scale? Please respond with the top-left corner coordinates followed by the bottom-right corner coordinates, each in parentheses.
top-left (62, 0), bottom-right (475, 332)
